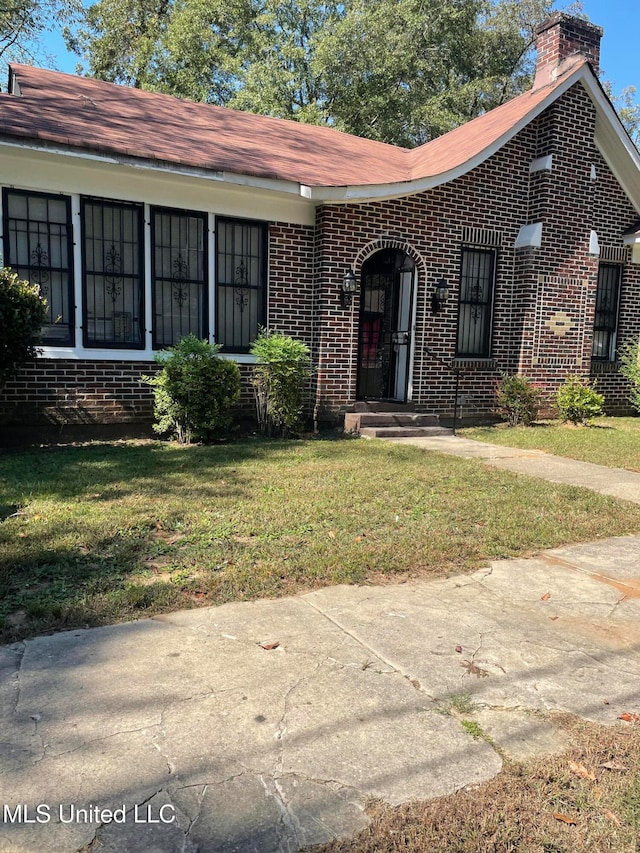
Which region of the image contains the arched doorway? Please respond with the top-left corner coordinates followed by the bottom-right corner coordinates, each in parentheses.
top-left (356, 249), bottom-right (415, 402)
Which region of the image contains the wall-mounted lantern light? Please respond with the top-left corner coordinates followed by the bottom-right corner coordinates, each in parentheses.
top-left (340, 268), bottom-right (358, 308)
top-left (431, 278), bottom-right (449, 314)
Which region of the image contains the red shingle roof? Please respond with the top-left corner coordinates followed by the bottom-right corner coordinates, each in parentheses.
top-left (0, 58), bottom-right (588, 189)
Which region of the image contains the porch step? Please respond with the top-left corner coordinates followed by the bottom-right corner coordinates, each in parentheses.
top-left (350, 401), bottom-right (416, 413)
top-left (344, 408), bottom-right (453, 439)
top-left (344, 412), bottom-right (441, 432)
top-left (359, 426), bottom-right (453, 439)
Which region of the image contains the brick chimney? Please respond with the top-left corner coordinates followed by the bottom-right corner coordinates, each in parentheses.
top-left (534, 13), bottom-right (603, 87)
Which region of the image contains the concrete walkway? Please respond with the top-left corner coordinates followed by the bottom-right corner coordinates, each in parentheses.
top-left (383, 434), bottom-right (640, 504)
top-left (2, 529), bottom-right (640, 852)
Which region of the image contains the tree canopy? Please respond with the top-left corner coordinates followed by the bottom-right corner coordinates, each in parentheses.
top-left (64, 0), bottom-right (640, 149)
top-left (608, 85), bottom-right (640, 148)
top-left (0, 0), bottom-right (79, 70)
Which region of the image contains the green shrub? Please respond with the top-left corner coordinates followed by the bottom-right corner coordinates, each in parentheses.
top-left (143, 334), bottom-right (240, 444)
top-left (250, 329), bottom-right (312, 437)
top-left (0, 267), bottom-right (47, 389)
top-left (618, 340), bottom-right (640, 413)
top-left (555, 374), bottom-right (604, 425)
top-left (495, 373), bottom-right (542, 426)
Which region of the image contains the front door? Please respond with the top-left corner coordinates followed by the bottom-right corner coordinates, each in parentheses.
top-left (356, 249), bottom-right (415, 401)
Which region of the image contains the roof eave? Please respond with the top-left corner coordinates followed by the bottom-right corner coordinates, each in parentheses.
top-left (586, 82), bottom-right (640, 214)
top-left (0, 135), bottom-right (309, 200)
top-left (303, 64), bottom-right (600, 204)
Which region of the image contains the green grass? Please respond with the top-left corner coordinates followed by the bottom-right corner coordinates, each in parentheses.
top-left (461, 417), bottom-right (640, 470)
top-left (2, 435), bottom-right (640, 642)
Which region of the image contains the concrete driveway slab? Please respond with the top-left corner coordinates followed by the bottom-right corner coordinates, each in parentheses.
top-left (1, 535), bottom-right (640, 852)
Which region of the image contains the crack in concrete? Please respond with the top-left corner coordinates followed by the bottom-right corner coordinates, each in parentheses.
top-left (303, 598), bottom-right (406, 680)
top-left (71, 791), bottom-right (169, 853)
top-left (273, 775), bottom-right (303, 852)
top-left (606, 596), bottom-right (627, 618)
top-left (42, 720), bottom-right (164, 761)
top-left (274, 658), bottom-right (324, 774)
top-left (278, 771), bottom-right (364, 803)
top-left (257, 774), bottom-right (297, 853)
top-left (182, 783), bottom-right (208, 838)
top-left (10, 641), bottom-right (25, 715)
top-left (453, 564), bottom-right (495, 589)
top-left (303, 598), bottom-right (443, 702)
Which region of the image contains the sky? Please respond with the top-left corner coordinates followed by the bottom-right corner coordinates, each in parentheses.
top-left (568, 0), bottom-right (639, 96)
top-left (40, 1), bottom-right (638, 100)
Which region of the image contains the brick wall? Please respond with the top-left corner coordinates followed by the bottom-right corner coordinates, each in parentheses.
top-left (589, 150), bottom-right (640, 412)
top-left (0, 358), bottom-right (259, 427)
top-left (3, 79), bottom-right (639, 429)
top-left (0, 220), bottom-right (315, 427)
top-left (311, 81), bottom-right (640, 419)
top-left (514, 85), bottom-right (600, 399)
top-left (0, 360), bottom-right (159, 425)
top-left (313, 122), bottom-right (537, 418)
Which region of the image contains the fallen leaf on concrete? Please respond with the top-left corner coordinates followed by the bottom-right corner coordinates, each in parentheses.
top-left (603, 809), bottom-right (621, 826)
top-left (455, 645), bottom-right (463, 653)
top-left (461, 660), bottom-right (489, 678)
top-left (598, 761), bottom-right (627, 771)
top-left (617, 712), bottom-right (639, 722)
top-left (260, 641), bottom-right (280, 650)
top-left (568, 761), bottom-right (596, 781)
top-left (541, 592), bottom-right (551, 601)
top-left (553, 812), bottom-right (577, 825)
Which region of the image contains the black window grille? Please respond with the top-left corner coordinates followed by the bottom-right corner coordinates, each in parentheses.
top-left (216, 217), bottom-right (266, 352)
top-left (456, 248), bottom-right (495, 358)
top-left (151, 208), bottom-right (207, 348)
top-left (2, 189), bottom-right (74, 345)
top-left (81, 198), bottom-right (144, 348)
top-left (592, 263), bottom-right (621, 362)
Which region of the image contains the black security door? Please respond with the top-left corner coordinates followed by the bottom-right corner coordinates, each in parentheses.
top-left (356, 249), bottom-right (414, 401)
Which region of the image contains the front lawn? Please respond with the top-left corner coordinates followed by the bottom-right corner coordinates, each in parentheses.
top-left (461, 417), bottom-right (640, 470)
top-left (2, 437), bottom-right (640, 642)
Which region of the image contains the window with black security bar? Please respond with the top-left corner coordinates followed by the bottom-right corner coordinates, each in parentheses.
top-left (151, 208), bottom-right (207, 348)
top-left (592, 263), bottom-right (621, 362)
top-left (216, 217), bottom-right (266, 352)
top-left (3, 189), bottom-right (74, 345)
top-left (456, 247), bottom-right (495, 358)
top-left (81, 199), bottom-right (144, 348)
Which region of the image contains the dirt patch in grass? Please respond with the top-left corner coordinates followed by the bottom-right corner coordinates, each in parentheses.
top-left (310, 715), bottom-right (640, 853)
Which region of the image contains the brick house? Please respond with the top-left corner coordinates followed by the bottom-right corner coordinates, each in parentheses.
top-left (1, 12), bottom-right (639, 431)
